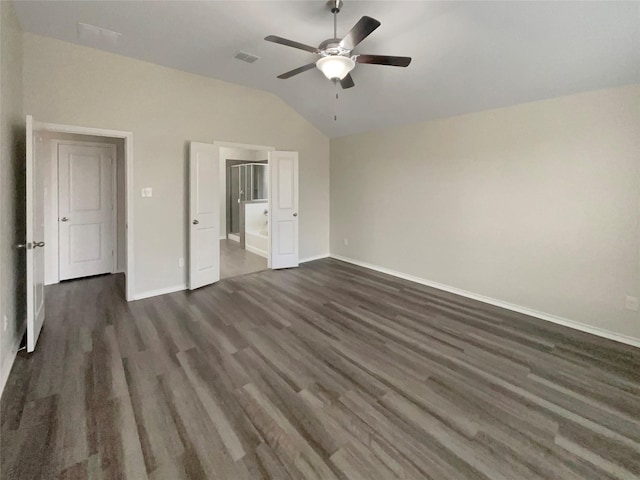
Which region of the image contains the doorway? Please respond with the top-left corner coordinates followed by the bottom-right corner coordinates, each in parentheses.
top-left (220, 147), bottom-right (270, 279)
top-left (24, 116), bottom-right (134, 353)
top-left (188, 141), bottom-right (299, 290)
top-left (46, 138), bottom-right (124, 282)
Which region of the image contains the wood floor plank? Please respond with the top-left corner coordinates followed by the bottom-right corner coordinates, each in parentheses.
top-left (2, 259), bottom-right (639, 479)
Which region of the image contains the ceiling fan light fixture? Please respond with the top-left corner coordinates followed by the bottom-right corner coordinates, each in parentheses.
top-left (316, 55), bottom-right (355, 80)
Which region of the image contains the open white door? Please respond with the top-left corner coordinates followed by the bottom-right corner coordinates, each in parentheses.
top-left (189, 142), bottom-right (220, 289)
top-left (25, 115), bottom-right (46, 352)
top-left (269, 151), bottom-right (299, 269)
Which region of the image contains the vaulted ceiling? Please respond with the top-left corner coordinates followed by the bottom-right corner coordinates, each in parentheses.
top-left (13, 1), bottom-right (640, 137)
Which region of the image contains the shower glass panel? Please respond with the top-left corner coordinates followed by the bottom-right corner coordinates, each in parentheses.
top-left (228, 163), bottom-right (268, 236)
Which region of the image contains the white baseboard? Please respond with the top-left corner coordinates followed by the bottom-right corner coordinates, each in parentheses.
top-left (228, 234), bottom-right (240, 242)
top-left (0, 321), bottom-right (26, 400)
top-left (300, 253), bottom-right (330, 264)
top-left (132, 284), bottom-right (187, 301)
top-left (246, 244), bottom-right (268, 259)
top-left (219, 235), bottom-right (226, 241)
top-left (330, 254), bottom-right (640, 349)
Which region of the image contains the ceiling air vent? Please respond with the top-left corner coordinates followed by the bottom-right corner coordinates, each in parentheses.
top-left (234, 51), bottom-right (260, 64)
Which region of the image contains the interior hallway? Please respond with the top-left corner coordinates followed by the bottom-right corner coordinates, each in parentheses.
top-left (1, 259), bottom-right (639, 479)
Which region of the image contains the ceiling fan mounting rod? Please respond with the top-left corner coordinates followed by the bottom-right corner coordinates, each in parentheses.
top-left (330, 0), bottom-right (342, 39)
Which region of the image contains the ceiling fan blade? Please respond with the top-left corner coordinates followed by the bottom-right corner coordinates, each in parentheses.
top-left (356, 54), bottom-right (412, 67)
top-left (277, 63), bottom-right (317, 79)
top-left (265, 35), bottom-right (320, 54)
top-left (340, 74), bottom-right (355, 89)
top-left (339, 16), bottom-right (381, 51)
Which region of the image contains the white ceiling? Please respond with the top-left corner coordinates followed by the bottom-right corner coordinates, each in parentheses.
top-left (13, 1), bottom-right (640, 138)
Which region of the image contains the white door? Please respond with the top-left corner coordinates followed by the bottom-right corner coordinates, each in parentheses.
top-left (269, 151), bottom-right (299, 269)
top-left (58, 144), bottom-right (115, 280)
top-left (189, 142), bottom-right (220, 289)
top-left (25, 115), bottom-right (46, 352)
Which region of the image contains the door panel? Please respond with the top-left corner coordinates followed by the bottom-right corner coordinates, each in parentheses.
top-left (69, 223), bottom-right (103, 262)
top-left (189, 142), bottom-right (220, 289)
top-left (269, 151), bottom-right (299, 269)
top-left (26, 115), bottom-right (46, 353)
top-left (58, 144), bottom-right (114, 280)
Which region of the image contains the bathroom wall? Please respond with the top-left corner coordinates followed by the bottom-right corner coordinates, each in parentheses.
top-left (244, 202), bottom-right (268, 233)
top-left (244, 201), bottom-right (269, 258)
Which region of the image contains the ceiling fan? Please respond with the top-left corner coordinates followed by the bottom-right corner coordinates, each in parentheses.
top-left (264, 0), bottom-right (412, 89)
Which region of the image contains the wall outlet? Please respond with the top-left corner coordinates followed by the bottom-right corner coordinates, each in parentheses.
top-left (343, 238), bottom-right (349, 246)
top-left (625, 295), bottom-right (638, 312)
top-left (141, 187), bottom-right (153, 198)
top-left (178, 257), bottom-right (185, 268)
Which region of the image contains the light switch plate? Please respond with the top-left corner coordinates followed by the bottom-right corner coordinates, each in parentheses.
top-left (625, 295), bottom-right (639, 312)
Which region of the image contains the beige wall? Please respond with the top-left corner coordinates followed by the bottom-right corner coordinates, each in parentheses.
top-left (23, 33), bottom-right (330, 296)
top-left (0, 1), bottom-right (24, 393)
top-left (331, 85), bottom-right (640, 341)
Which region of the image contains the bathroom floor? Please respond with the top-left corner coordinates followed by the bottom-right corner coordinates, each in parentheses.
top-left (220, 238), bottom-right (268, 279)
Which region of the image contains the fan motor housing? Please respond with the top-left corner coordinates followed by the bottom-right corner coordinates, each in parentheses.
top-left (319, 38), bottom-right (350, 56)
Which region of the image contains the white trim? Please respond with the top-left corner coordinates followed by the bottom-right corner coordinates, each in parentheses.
top-left (228, 233), bottom-right (240, 242)
top-left (245, 244), bottom-right (268, 259)
top-left (300, 253), bottom-right (330, 263)
top-left (34, 120), bottom-right (135, 301)
top-left (213, 140), bottom-right (275, 152)
top-left (45, 139), bottom-right (59, 285)
top-left (36, 122), bottom-right (130, 139)
top-left (330, 254), bottom-right (640, 349)
top-left (219, 235), bottom-right (226, 241)
top-left (132, 284), bottom-right (187, 301)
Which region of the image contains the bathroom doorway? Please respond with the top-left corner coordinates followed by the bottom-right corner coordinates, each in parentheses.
top-left (220, 147), bottom-right (270, 279)
top-left (188, 141), bottom-right (299, 289)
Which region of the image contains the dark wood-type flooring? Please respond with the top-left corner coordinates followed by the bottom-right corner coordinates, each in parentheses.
top-left (2, 259), bottom-right (640, 479)
top-left (220, 239), bottom-right (267, 280)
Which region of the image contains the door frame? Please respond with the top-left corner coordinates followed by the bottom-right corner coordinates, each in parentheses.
top-left (213, 141), bottom-right (275, 267)
top-left (49, 140), bottom-right (118, 284)
top-left (36, 121), bottom-right (135, 301)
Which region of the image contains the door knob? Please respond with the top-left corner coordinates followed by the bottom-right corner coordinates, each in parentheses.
top-left (33, 241), bottom-right (45, 249)
top-left (193, 219), bottom-right (199, 225)
top-left (16, 243), bottom-right (27, 249)
top-left (293, 213), bottom-right (298, 217)
top-left (60, 217), bottom-right (69, 222)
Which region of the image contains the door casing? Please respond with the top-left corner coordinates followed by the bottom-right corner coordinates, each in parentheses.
top-left (35, 120), bottom-right (134, 301)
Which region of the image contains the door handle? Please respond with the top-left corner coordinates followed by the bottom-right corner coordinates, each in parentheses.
top-left (293, 213), bottom-right (298, 217)
top-left (60, 217), bottom-right (69, 222)
top-left (193, 219), bottom-right (199, 225)
top-left (33, 241), bottom-right (45, 249)
top-left (16, 243), bottom-right (27, 249)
